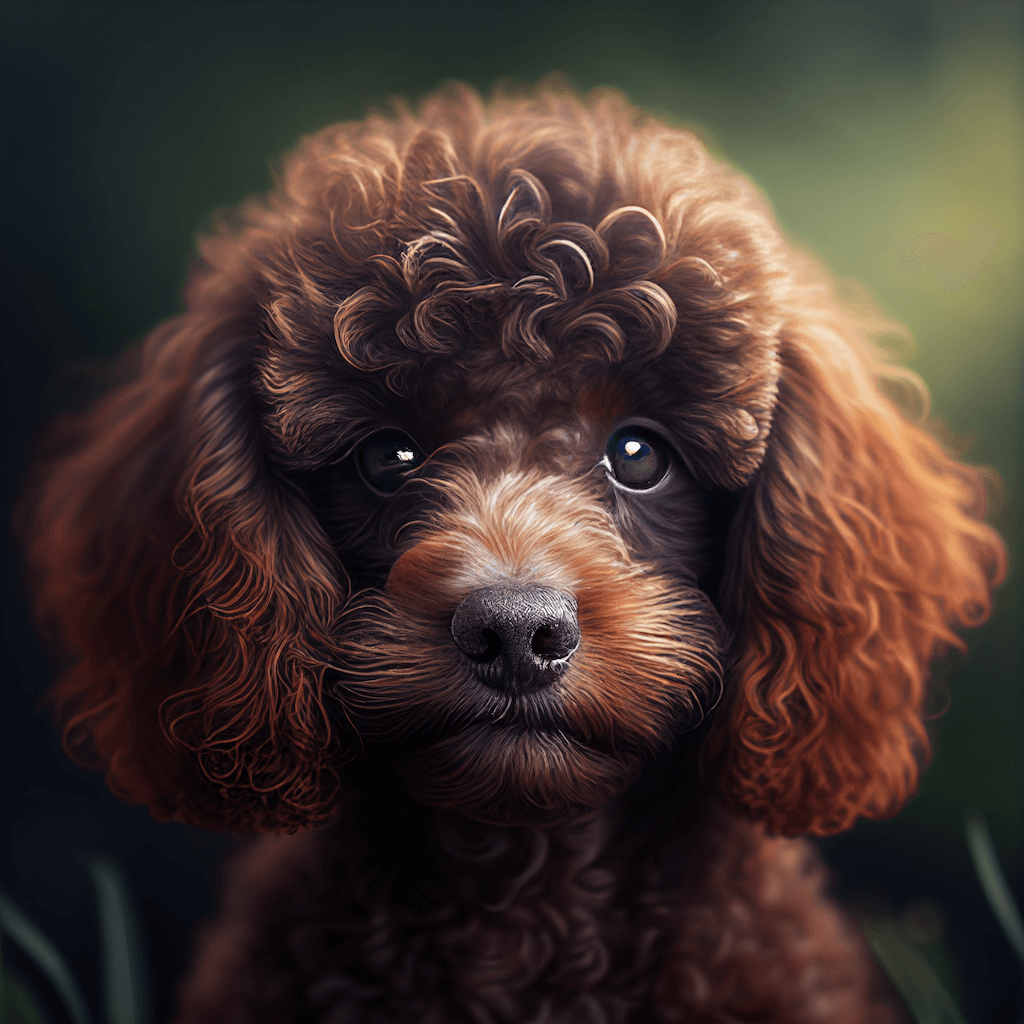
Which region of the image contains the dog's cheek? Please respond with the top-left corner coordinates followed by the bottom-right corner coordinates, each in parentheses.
top-left (609, 473), bottom-right (713, 583)
top-left (329, 593), bottom-right (470, 734)
top-left (559, 582), bottom-right (723, 751)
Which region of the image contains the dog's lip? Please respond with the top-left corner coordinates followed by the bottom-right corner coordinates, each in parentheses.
top-left (452, 717), bottom-right (634, 764)
top-left (482, 719), bottom-right (582, 743)
top-left (470, 693), bottom-right (625, 755)
top-left (473, 688), bottom-right (572, 731)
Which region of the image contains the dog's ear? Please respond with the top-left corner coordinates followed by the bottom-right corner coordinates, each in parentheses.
top-left (21, 310), bottom-right (347, 832)
top-left (711, 293), bottom-right (1005, 837)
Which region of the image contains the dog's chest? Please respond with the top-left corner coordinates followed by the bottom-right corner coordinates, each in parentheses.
top-left (277, 815), bottom-right (674, 1023)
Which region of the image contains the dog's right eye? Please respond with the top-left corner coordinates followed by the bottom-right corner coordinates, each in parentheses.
top-left (355, 428), bottom-right (426, 495)
top-left (605, 426), bottom-right (672, 491)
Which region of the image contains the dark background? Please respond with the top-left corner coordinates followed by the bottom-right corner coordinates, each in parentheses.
top-left (2, 2), bottom-right (1021, 1021)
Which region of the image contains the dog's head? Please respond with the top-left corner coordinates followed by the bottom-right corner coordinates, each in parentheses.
top-left (23, 87), bottom-right (1004, 835)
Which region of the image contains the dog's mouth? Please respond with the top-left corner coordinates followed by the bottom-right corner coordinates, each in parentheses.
top-left (331, 660), bottom-right (651, 824)
top-left (336, 660), bottom-right (600, 750)
top-left (480, 691), bottom-right (555, 722)
top-left (396, 722), bottom-right (646, 826)
top-left (333, 664), bottom-right (692, 826)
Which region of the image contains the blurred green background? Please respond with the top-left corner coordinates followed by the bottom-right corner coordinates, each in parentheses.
top-left (2, 2), bottom-right (1021, 1021)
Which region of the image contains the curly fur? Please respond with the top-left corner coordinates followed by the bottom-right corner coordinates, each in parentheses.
top-left (21, 84), bottom-right (1004, 1022)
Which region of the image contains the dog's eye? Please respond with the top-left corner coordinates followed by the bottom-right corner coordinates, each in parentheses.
top-left (356, 428), bottom-right (426, 495)
top-left (605, 426), bottom-right (671, 491)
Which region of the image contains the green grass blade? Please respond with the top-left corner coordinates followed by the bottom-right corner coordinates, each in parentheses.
top-left (1, 967), bottom-right (49, 1024)
top-left (862, 919), bottom-right (967, 1024)
top-left (965, 812), bottom-right (1024, 968)
top-left (87, 858), bottom-right (150, 1024)
top-left (0, 890), bottom-right (91, 1024)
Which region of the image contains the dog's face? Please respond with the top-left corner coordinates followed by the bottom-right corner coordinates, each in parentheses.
top-left (300, 344), bottom-right (725, 825)
top-left (257, 184), bottom-right (772, 826)
top-left (24, 88), bottom-right (1003, 837)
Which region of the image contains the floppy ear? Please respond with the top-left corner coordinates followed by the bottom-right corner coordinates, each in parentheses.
top-left (22, 309), bottom-right (347, 832)
top-left (712, 292), bottom-right (1005, 837)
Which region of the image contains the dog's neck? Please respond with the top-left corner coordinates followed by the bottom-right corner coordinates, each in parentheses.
top-left (337, 743), bottom-right (709, 904)
top-left (278, 751), bottom-right (725, 1019)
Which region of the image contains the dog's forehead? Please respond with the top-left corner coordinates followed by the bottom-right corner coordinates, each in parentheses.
top-left (440, 373), bottom-right (632, 452)
top-left (407, 340), bottom-right (772, 487)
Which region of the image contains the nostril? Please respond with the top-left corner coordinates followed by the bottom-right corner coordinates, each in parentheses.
top-left (478, 627), bottom-right (502, 662)
top-left (453, 621), bottom-right (503, 661)
top-left (531, 625), bottom-right (556, 658)
top-left (530, 622), bottom-right (578, 661)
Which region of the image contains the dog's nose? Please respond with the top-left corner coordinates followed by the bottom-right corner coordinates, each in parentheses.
top-left (450, 584), bottom-right (580, 694)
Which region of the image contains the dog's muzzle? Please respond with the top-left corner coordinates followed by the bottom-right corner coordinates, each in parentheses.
top-left (450, 584), bottom-right (581, 694)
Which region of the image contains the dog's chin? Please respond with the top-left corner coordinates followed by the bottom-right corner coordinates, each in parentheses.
top-left (398, 724), bottom-right (644, 827)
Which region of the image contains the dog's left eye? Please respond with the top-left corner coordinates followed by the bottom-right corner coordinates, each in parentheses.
top-left (356, 428), bottom-right (426, 495)
top-left (605, 426), bottom-right (671, 491)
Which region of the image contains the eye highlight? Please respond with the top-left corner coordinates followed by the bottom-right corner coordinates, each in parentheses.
top-left (356, 428), bottom-right (426, 495)
top-left (605, 426), bottom-right (671, 491)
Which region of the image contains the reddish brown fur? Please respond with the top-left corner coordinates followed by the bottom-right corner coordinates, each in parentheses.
top-left (20, 84), bottom-right (1004, 1021)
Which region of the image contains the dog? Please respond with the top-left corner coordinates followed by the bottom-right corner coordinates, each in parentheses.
top-left (23, 85), bottom-right (1005, 1022)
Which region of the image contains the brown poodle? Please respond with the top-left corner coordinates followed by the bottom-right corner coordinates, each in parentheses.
top-left (22, 85), bottom-right (1005, 1023)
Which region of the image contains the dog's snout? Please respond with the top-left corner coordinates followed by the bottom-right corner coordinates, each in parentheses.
top-left (451, 584), bottom-right (580, 693)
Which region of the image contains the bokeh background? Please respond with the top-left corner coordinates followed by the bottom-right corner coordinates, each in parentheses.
top-left (2, 2), bottom-right (1021, 1021)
